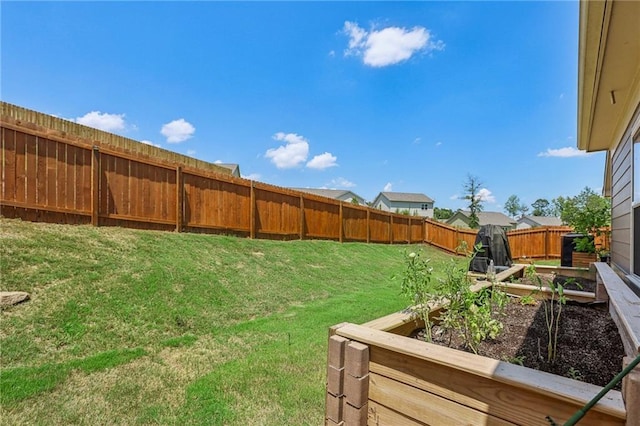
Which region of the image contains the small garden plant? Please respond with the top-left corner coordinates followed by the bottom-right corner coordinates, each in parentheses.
top-left (398, 244), bottom-right (507, 354)
top-left (523, 265), bottom-right (580, 364)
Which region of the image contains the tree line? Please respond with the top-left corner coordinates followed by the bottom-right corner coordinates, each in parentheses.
top-left (432, 175), bottom-right (610, 234)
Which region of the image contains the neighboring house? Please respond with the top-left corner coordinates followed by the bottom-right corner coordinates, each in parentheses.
top-left (577, 0), bottom-right (640, 292)
top-left (291, 188), bottom-right (367, 206)
top-left (446, 211), bottom-right (517, 231)
top-left (216, 163), bottom-right (241, 177)
top-left (516, 216), bottom-right (563, 230)
top-left (372, 192), bottom-right (434, 218)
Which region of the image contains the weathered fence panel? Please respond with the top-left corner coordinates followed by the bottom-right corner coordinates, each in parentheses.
top-left (508, 227), bottom-right (572, 259)
top-left (1, 128), bottom-right (93, 224)
top-left (303, 196), bottom-right (340, 240)
top-left (425, 219), bottom-right (476, 254)
top-left (342, 204), bottom-right (368, 242)
top-left (99, 153), bottom-right (177, 229)
top-left (369, 211), bottom-right (391, 243)
top-left (254, 185), bottom-right (300, 239)
top-left (183, 171), bottom-right (251, 234)
top-left (410, 218), bottom-right (424, 243)
top-left (391, 215), bottom-right (409, 243)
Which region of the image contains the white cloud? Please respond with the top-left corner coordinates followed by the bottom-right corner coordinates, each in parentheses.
top-left (383, 182), bottom-right (393, 192)
top-left (436, 141), bottom-right (442, 147)
top-left (161, 118), bottom-right (195, 143)
top-left (242, 173), bottom-right (261, 181)
top-left (343, 21), bottom-right (444, 67)
top-left (476, 188), bottom-right (496, 203)
top-left (76, 111), bottom-right (126, 132)
top-left (186, 149), bottom-right (196, 157)
top-left (413, 137), bottom-right (421, 145)
top-left (265, 132), bottom-right (309, 169)
top-left (328, 50), bottom-right (336, 57)
top-left (140, 140), bottom-right (160, 148)
top-left (307, 152), bottom-right (338, 170)
top-left (214, 160), bottom-right (223, 164)
top-left (538, 147), bottom-right (590, 158)
top-left (328, 177), bottom-right (356, 188)
top-left (449, 194), bottom-right (459, 200)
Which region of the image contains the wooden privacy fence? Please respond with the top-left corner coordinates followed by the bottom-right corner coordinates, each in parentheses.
top-left (1, 106), bottom-right (603, 258)
top-left (0, 119), bottom-right (428, 244)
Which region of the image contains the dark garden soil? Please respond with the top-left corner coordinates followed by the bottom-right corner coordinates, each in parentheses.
top-left (515, 273), bottom-right (596, 293)
top-left (411, 291), bottom-right (625, 388)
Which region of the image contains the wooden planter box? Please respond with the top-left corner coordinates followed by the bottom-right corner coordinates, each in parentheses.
top-left (572, 251), bottom-right (598, 268)
top-left (325, 263), bottom-right (640, 426)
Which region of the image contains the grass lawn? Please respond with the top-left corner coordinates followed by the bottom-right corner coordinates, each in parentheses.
top-left (0, 218), bottom-right (461, 425)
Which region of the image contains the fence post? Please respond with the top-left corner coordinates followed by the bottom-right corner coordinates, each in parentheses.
top-left (250, 181), bottom-right (256, 239)
top-left (389, 214), bottom-right (393, 245)
top-left (408, 217), bottom-right (412, 244)
top-left (300, 194), bottom-right (305, 240)
top-left (366, 209), bottom-right (370, 244)
top-left (339, 202), bottom-right (344, 243)
top-left (91, 146), bottom-right (100, 226)
top-left (423, 218), bottom-right (427, 243)
top-left (176, 166), bottom-right (183, 232)
top-left (544, 227), bottom-right (549, 260)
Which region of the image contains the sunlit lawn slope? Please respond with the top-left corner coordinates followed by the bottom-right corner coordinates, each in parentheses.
top-left (0, 218), bottom-right (459, 425)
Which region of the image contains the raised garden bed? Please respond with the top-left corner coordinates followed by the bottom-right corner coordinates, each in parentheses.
top-left (325, 263), bottom-right (640, 425)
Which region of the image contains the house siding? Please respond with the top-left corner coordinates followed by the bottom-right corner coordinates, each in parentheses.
top-left (516, 218), bottom-right (535, 230)
top-left (375, 199), bottom-right (433, 217)
top-left (610, 104), bottom-right (640, 274)
top-left (448, 217), bottom-right (469, 228)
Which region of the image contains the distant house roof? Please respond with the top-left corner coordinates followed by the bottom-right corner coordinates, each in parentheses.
top-left (447, 211), bottom-right (516, 228)
top-left (291, 188), bottom-right (366, 203)
top-left (519, 215), bottom-right (563, 227)
top-left (376, 192), bottom-right (434, 203)
top-left (216, 163), bottom-right (241, 177)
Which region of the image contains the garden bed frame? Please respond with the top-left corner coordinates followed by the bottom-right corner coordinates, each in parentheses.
top-left (325, 263), bottom-right (640, 425)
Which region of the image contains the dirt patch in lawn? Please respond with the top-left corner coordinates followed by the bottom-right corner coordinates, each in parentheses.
top-left (412, 297), bottom-right (625, 388)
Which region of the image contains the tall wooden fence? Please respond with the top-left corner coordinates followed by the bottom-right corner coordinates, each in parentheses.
top-left (1, 111), bottom-right (601, 259)
top-left (0, 120), bottom-right (427, 244)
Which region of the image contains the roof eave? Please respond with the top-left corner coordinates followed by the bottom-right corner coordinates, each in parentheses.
top-left (577, 0), bottom-right (640, 153)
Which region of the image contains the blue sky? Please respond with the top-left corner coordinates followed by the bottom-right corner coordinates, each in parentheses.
top-left (1, 1), bottom-right (606, 212)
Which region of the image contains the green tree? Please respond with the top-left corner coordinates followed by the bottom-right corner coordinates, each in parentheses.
top-left (531, 198), bottom-right (551, 216)
top-left (561, 187), bottom-right (611, 252)
top-left (504, 195), bottom-right (528, 218)
top-left (463, 175), bottom-right (484, 229)
top-left (434, 207), bottom-right (454, 220)
top-left (551, 196), bottom-right (566, 218)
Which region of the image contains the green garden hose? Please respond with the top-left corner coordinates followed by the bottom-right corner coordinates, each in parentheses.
top-left (546, 353), bottom-right (640, 426)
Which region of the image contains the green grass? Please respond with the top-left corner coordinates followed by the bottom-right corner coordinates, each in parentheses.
top-left (0, 218), bottom-right (459, 425)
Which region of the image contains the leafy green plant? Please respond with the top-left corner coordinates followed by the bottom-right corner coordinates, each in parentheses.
top-left (574, 236), bottom-right (596, 254)
top-left (560, 187), bottom-right (611, 253)
top-left (525, 265), bottom-right (566, 364)
top-left (504, 355), bottom-right (525, 366)
top-left (398, 250), bottom-right (438, 342)
top-left (566, 367), bottom-right (583, 381)
top-left (437, 253), bottom-right (507, 354)
top-left (519, 294), bottom-right (537, 306)
top-left (398, 244), bottom-right (507, 354)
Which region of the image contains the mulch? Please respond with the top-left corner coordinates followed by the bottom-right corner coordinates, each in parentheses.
top-left (412, 293), bottom-right (625, 388)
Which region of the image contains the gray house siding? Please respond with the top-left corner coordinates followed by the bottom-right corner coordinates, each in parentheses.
top-left (372, 193), bottom-right (434, 218)
top-left (610, 105), bottom-right (640, 274)
top-left (375, 200), bottom-right (433, 217)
